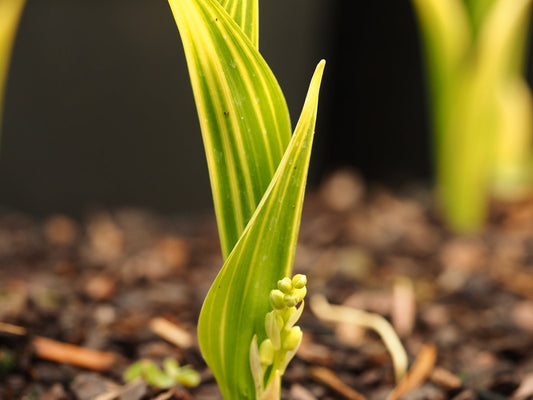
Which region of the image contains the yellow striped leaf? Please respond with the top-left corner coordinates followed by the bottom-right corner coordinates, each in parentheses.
top-left (218, 0), bottom-right (258, 48)
top-left (168, 0), bottom-right (291, 259)
top-left (198, 61), bottom-right (325, 399)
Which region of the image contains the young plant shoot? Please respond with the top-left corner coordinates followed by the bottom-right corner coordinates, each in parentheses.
top-left (167, 0), bottom-right (325, 398)
top-left (412, 0), bottom-right (533, 232)
top-left (0, 0), bottom-right (26, 138)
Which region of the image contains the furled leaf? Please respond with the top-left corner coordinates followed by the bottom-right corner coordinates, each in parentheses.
top-left (218, 0), bottom-right (258, 48)
top-left (198, 60), bottom-right (325, 399)
top-left (168, 0), bottom-right (291, 259)
top-left (0, 0), bottom-right (25, 138)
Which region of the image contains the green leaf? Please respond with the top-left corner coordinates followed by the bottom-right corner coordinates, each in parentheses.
top-left (0, 0), bottom-right (25, 138)
top-left (198, 60), bottom-right (325, 399)
top-left (168, 0), bottom-right (291, 259)
top-left (218, 0), bottom-right (258, 48)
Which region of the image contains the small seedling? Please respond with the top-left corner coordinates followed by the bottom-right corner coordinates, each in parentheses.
top-left (123, 358), bottom-right (200, 389)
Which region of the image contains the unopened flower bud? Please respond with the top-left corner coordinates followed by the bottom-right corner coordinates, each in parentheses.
top-left (259, 339), bottom-right (274, 366)
top-left (283, 294), bottom-right (298, 307)
top-left (292, 274), bottom-right (307, 289)
top-left (278, 277), bottom-right (293, 294)
top-left (270, 289), bottom-right (285, 309)
top-left (293, 287), bottom-right (307, 303)
top-left (283, 326), bottom-right (302, 351)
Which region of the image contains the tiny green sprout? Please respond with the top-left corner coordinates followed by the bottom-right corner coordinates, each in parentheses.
top-left (123, 358), bottom-right (200, 390)
top-left (250, 274), bottom-right (307, 400)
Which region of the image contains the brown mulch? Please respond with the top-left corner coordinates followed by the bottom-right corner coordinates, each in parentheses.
top-left (2, 169), bottom-right (533, 400)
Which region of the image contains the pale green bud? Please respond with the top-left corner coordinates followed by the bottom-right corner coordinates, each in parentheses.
top-left (292, 274), bottom-right (307, 289)
top-left (283, 294), bottom-right (298, 307)
top-left (283, 326), bottom-right (302, 351)
top-left (293, 287), bottom-right (307, 303)
top-left (278, 277), bottom-right (293, 294)
top-left (259, 339), bottom-right (275, 366)
top-left (270, 289), bottom-right (286, 310)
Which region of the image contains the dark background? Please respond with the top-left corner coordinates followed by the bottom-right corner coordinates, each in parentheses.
top-left (0, 0), bottom-right (431, 216)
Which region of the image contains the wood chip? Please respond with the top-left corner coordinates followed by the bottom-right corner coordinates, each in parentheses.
top-left (92, 378), bottom-right (147, 400)
top-left (511, 301), bottom-right (533, 332)
top-left (152, 389), bottom-right (175, 400)
top-left (386, 343), bottom-right (437, 400)
top-left (33, 336), bottom-right (117, 371)
top-left (0, 321), bottom-right (27, 336)
top-left (309, 366), bottom-right (366, 400)
top-left (149, 317), bottom-right (194, 349)
top-left (43, 215), bottom-right (78, 246)
top-left (430, 366), bottom-right (462, 390)
top-left (392, 277), bottom-right (416, 337)
top-left (512, 372), bottom-right (533, 399)
top-left (494, 267), bottom-right (533, 300)
top-left (84, 274), bottom-right (117, 301)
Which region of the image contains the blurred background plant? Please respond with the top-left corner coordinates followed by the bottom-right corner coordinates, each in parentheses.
top-left (412, 0), bottom-right (533, 232)
top-left (0, 0), bottom-right (25, 139)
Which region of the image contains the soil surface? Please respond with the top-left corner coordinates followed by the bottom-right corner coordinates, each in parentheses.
top-left (2, 169), bottom-right (533, 400)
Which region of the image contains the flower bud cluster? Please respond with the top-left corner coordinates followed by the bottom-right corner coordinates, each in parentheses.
top-left (269, 274), bottom-right (307, 310)
top-left (250, 274), bottom-right (307, 399)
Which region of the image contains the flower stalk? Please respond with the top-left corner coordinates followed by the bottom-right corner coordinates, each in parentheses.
top-left (250, 274), bottom-right (307, 400)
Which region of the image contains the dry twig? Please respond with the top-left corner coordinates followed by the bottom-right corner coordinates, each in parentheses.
top-left (0, 322), bottom-right (118, 371)
top-left (386, 343), bottom-right (437, 400)
top-left (149, 317), bottom-right (194, 349)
